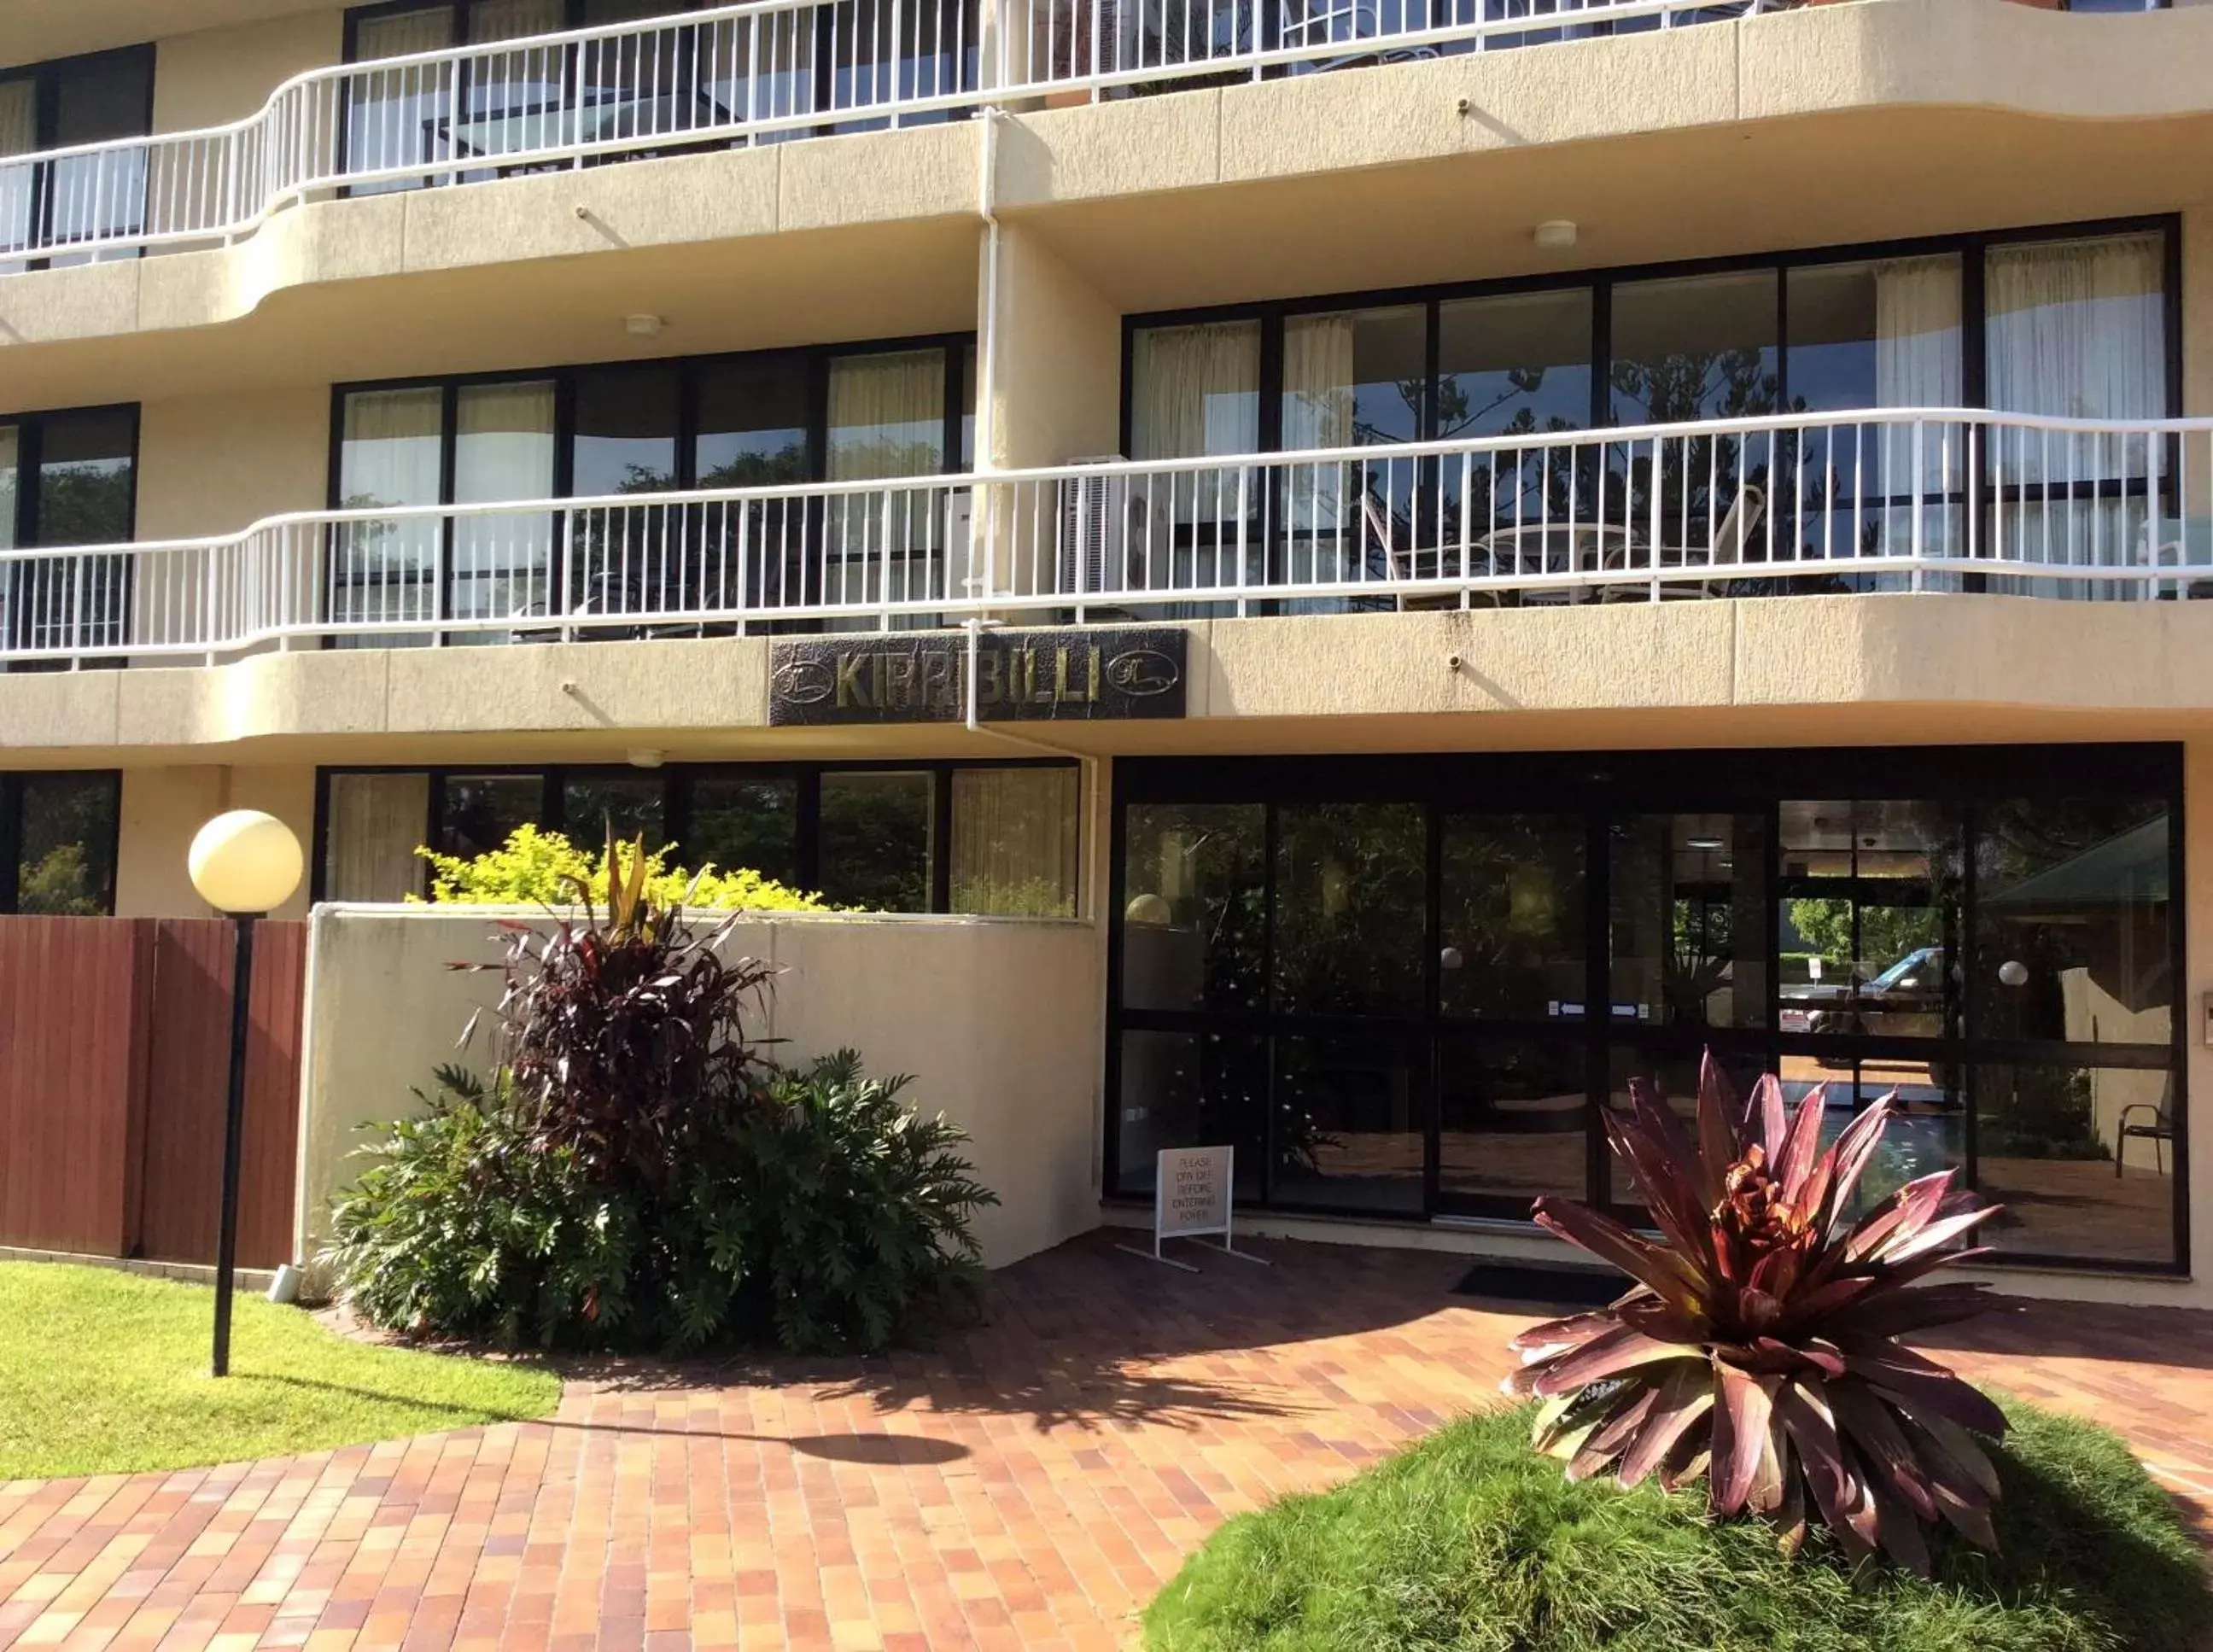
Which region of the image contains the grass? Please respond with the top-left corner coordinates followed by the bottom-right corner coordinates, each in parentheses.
top-left (1145, 1400), bottom-right (2213, 1652)
top-left (0, 1262), bottom-right (560, 1480)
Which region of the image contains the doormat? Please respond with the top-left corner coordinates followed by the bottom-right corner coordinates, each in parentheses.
top-left (1451, 1261), bottom-right (1624, 1308)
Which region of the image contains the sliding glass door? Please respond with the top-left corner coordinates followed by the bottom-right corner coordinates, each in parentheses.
top-left (1110, 745), bottom-right (2187, 1272)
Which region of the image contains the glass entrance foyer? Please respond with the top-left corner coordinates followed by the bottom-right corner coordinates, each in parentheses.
top-left (1107, 744), bottom-right (2185, 1273)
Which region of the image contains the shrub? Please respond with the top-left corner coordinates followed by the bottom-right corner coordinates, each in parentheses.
top-left (419, 822), bottom-right (830, 913)
top-left (1144, 1400), bottom-right (2213, 1652)
top-left (328, 842), bottom-right (997, 1355)
top-left (325, 1065), bottom-right (648, 1350)
top-left (1510, 1050), bottom-right (2012, 1574)
top-left (471, 833), bottom-right (776, 1190)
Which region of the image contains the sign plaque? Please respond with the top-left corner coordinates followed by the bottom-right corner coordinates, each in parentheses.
top-left (768, 627), bottom-right (1186, 727)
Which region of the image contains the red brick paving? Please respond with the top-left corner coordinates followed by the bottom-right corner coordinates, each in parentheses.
top-left (3, 1233), bottom-right (2211, 1649)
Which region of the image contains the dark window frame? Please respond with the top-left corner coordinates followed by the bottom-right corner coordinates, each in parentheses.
top-left (311, 755), bottom-right (1076, 916)
top-left (0, 401), bottom-right (143, 663)
top-left (324, 333), bottom-right (975, 639)
top-left (0, 769), bottom-right (123, 915)
top-left (1105, 742), bottom-right (2188, 1276)
top-left (1119, 214), bottom-right (2184, 454)
top-left (0, 43), bottom-right (157, 269)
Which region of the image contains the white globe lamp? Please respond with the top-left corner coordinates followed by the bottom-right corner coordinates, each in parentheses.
top-left (185, 809), bottom-right (303, 1381)
top-left (188, 810), bottom-right (304, 916)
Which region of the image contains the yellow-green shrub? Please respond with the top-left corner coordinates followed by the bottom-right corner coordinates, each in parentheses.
top-left (416, 824), bottom-right (832, 912)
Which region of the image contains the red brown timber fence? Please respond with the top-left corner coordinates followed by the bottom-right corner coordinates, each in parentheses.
top-left (0, 916), bottom-right (307, 1269)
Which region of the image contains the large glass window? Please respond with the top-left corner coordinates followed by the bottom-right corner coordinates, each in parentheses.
top-left (324, 760), bottom-right (1066, 912)
top-left (1, 406), bottom-right (137, 659)
top-left (1110, 746), bottom-right (2183, 1270)
top-left (333, 338), bottom-right (972, 639)
top-left (950, 766), bottom-right (1079, 918)
top-left (0, 48), bottom-right (152, 264)
top-left (817, 770), bottom-right (933, 911)
top-left (3, 773), bottom-right (120, 915)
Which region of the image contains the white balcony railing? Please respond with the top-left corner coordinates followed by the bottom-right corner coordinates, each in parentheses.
top-left (0, 0), bottom-right (2087, 268)
top-left (2, 409), bottom-right (2208, 668)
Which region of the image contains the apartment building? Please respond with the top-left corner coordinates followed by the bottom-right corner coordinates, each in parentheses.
top-left (1, 0), bottom-right (2207, 1299)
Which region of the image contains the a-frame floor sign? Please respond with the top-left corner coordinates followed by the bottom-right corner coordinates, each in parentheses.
top-left (1115, 1145), bottom-right (1271, 1270)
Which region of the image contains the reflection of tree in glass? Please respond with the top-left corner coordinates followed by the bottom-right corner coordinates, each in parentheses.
top-left (1271, 804), bottom-right (1424, 1018)
top-left (16, 844), bottom-right (102, 915)
top-left (820, 779), bottom-right (931, 913)
top-left (1787, 899), bottom-right (1942, 974)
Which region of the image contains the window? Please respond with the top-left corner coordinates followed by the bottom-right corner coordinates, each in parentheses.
top-left (1110, 744), bottom-right (2184, 1270)
top-left (331, 337), bottom-right (972, 641)
top-left (0, 406), bottom-right (138, 662)
top-left (1126, 222), bottom-right (2173, 591)
top-left (0, 772), bottom-right (120, 915)
top-left (0, 47), bottom-right (154, 266)
top-left (318, 759), bottom-right (1077, 914)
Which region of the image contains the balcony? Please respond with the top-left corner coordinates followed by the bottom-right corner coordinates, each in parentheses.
top-left (0, 0), bottom-right (2170, 271)
top-left (3, 407), bottom-right (2206, 669)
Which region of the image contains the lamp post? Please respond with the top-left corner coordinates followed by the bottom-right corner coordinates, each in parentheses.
top-left (186, 810), bottom-right (304, 1379)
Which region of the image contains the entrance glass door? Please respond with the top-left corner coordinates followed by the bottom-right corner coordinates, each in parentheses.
top-left (1434, 813), bottom-right (1591, 1217)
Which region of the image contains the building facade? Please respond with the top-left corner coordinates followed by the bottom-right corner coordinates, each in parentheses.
top-left (2, 0), bottom-right (2209, 1300)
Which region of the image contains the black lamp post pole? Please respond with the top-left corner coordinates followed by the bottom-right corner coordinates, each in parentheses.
top-left (211, 910), bottom-right (261, 1379)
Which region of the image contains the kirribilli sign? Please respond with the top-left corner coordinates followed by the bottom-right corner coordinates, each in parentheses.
top-left (1115, 1145), bottom-right (1270, 1272)
top-left (768, 628), bottom-right (1186, 726)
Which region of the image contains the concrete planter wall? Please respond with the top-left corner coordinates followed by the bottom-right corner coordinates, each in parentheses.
top-left (293, 905), bottom-right (1104, 1279)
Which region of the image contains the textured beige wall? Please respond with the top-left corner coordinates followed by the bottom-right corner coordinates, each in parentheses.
top-left (114, 764), bottom-right (315, 919)
top-left (989, 221), bottom-right (1123, 469)
top-left (135, 386), bottom-right (330, 540)
top-left (16, 595), bottom-right (2213, 762)
top-left (151, 9), bottom-right (344, 134)
top-left (295, 908), bottom-right (1103, 1275)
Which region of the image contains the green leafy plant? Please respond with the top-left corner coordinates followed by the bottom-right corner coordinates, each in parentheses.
top-left (663, 1051), bottom-right (998, 1353)
top-left (419, 822), bottom-right (830, 913)
top-left (325, 1065), bottom-right (647, 1349)
top-left (1509, 1051), bottom-right (2014, 1574)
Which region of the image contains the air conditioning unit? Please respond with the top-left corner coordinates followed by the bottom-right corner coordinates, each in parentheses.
top-left (1060, 457), bottom-right (1130, 601)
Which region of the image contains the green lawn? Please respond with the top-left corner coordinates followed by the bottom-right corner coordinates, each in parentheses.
top-left (1147, 1399), bottom-right (2213, 1652)
top-left (0, 1262), bottom-right (560, 1480)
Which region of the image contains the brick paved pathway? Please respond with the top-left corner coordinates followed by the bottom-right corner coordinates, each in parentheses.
top-left (3, 1234), bottom-right (2210, 1650)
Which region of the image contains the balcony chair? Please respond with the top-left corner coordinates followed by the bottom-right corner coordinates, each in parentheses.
top-left (2117, 1089), bottom-right (2176, 1178)
top-left (1637, 482), bottom-right (1767, 602)
top-left (1361, 493), bottom-right (1462, 610)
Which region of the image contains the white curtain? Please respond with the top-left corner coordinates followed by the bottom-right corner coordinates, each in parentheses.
top-left (1130, 322), bottom-right (1259, 538)
top-left (827, 349), bottom-right (946, 478)
top-left (325, 772), bottom-right (432, 902)
top-left (0, 424), bottom-right (15, 552)
top-left (469, 0), bottom-right (564, 41)
top-left (1871, 254), bottom-right (1965, 546)
top-left (950, 768), bottom-right (1079, 917)
top-left (826, 349), bottom-right (948, 607)
top-left (1280, 312), bottom-right (1358, 568)
top-left (453, 379), bottom-right (557, 631)
top-left (1987, 233), bottom-right (2163, 587)
top-left (351, 7), bottom-right (457, 184)
top-left (336, 388), bottom-right (444, 637)
top-left (0, 79), bottom-right (37, 256)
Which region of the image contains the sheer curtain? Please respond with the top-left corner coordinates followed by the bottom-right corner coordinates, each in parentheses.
top-left (1872, 255), bottom-right (1965, 551)
top-left (950, 768), bottom-right (1079, 917)
top-left (350, 6), bottom-right (458, 185)
top-left (0, 425), bottom-right (14, 648)
top-left (0, 79), bottom-right (33, 257)
top-left (335, 387), bottom-right (443, 641)
top-left (826, 348), bottom-right (947, 611)
top-left (324, 772), bottom-right (432, 902)
top-left (1130, 320), bottom-right (1260, 544)
top-left (453, 379), bottom-right (557, 635)
top-left (1280, 313), bottom-right (1358, 578)
top-left (1987, 233), bottom-right (2164, 586)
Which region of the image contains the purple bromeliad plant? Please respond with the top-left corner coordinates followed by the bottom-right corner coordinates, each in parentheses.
top-left (1507, 1052), bottom-right (2017, 1574)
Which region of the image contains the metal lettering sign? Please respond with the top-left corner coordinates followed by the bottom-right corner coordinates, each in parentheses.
top-left (1115, 1145), bottom-right (1270, 1273)
top-left (768, 628), bottom-right (1186, 726)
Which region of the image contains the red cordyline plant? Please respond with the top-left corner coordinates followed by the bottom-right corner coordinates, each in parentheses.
top-left (1508, 1053), bottom-right (2017, 1575)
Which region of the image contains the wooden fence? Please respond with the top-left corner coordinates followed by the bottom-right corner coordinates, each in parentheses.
top-left (0, 916), bottom-right (307, 1269)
